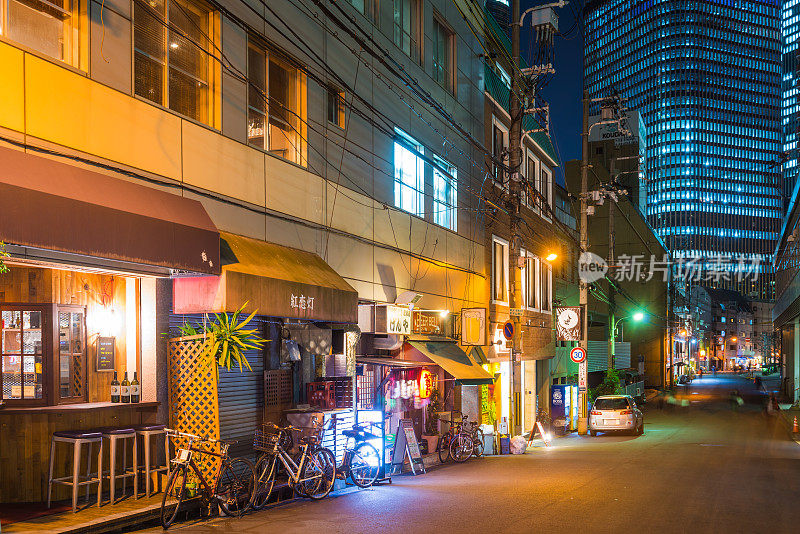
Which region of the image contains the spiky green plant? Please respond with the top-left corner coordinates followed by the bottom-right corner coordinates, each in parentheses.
top-left (177, 303), bottom-right (266, 372)
top-left (0, 242), bottom-right (9, 274)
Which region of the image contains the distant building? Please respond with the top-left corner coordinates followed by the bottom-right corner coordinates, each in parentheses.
top-left (585, 0), bottom-right (782, 300)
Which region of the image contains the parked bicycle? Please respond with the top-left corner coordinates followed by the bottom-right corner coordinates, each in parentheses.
top-left (250, 423), bottom-right (337, 510)
top-left (339, 423), bottom-right (381, 488)
top-left (466, 421), bottom-right (485, 458)
top-left (448, 417), bottom-right (475, 462)
top-left (160, 429), bottom-right (255, 530)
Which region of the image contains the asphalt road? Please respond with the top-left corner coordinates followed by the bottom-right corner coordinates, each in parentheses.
top-left (143, 374), bottom-right (800, 534)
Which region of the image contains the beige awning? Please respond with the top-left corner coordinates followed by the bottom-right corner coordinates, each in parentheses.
top-left (405, 340), bottom-right (495, 385)
top-left (173, 232), bottom-right (358, 323)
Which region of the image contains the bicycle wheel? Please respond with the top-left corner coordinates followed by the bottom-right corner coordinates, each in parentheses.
top-left (438, 434), bottom-right (451, 463)
top-left (449, 433), bottom-right (474, 463)
top-left (216, 458), bottom-right (256, 517)
top-left (300, 447), bottom-right (336, 500)
top-left (349, 442), bottom-right (380, 488)
top-left (160, 464), bottom-right (187, 530)
top-left (250, 454), bottom-right (277, 510)
top-left (473, 429), bottom-right (485, 458)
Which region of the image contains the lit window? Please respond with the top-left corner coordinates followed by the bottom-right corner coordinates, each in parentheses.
top-left (2, 0), bottom-right (81, 65)
top-left (492, 236), bottom-right (509, 304)
top-left (432, 15), bottom-right (455, 93)
top-left (246, 40), bottom-right (305, 165)
top-left (394, 128), bottom-right (425, 216)
top-left (327, 86), bottom-right (345, 128)
top-left (134, 0), bottom-right (215, 124)
top-left (393, 0), bottom-right (419, 60)
top-left (433, 157), bottom-right (457, 230)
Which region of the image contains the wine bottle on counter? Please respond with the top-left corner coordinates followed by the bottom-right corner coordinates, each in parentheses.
top-left (131, 372), bottom-right (140, 403)
top-left (110, 371), bottom-right (120, 403)
top-left (121, 372), bottom-right (131, 403)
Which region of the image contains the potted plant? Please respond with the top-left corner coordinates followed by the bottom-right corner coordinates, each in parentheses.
top-left (177, 302), bottom-right (266, 372)
top-left (422, 387), bottom-right (442, 454)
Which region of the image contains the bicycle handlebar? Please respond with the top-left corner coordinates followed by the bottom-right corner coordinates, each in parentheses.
top-left (165, 428), bottom-right (233, 446)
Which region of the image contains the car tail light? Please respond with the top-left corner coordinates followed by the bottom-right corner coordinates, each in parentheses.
top-left (620, 410), bottom-right (633, 415)
top-left (590, 410), bottom-right (601, 416)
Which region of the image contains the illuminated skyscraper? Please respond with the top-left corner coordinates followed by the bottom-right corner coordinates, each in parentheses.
top-left (585, 0), bottom-right (782, 300)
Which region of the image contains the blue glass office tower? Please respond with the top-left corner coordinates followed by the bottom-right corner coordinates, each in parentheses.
top-left (585, 0), bottom-right (782, 300)
top-left (783, 0), bottom-right (800, 204)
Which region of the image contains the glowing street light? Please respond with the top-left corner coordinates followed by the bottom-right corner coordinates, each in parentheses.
top-left (545, 252), bottom-right (558, 262)
top-left (633, 312), bottom-right (644, 322)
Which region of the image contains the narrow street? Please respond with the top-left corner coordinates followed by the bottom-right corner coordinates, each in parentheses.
top-left (142, 375), bottom-right (800, 534)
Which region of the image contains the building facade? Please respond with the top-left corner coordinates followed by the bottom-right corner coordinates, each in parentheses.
top-left (585, 0), bottom-right (782, 300)
top-left (0, 0), bottom-right (494, 501)
top-left (480, 4), bottom-right (563, 435)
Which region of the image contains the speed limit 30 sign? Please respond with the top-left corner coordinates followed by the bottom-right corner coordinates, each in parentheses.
top-left (570, 346), bottom-right (587, 364)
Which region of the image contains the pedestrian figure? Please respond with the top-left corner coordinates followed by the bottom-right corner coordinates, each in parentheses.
top-left (698, 368), bottom-right (703, 379)
top-left (755, 375), bottom-right (762, 391)
top-left (730, 389), bottom-right (743, 412)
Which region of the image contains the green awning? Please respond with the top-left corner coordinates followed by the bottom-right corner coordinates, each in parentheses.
top-left (406, 341), bottom-right (495, 386)
top-left (469, 346), bottom-right (489, 365)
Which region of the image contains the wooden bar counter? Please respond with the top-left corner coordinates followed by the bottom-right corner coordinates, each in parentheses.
top-left (0, 402), bottom-right (160, 503)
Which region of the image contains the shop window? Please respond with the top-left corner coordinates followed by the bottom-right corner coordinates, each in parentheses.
top-left (247, 40), bottom-right (305, 165)
top-left (58, 307), bottom-right (85, 401)
top-left (432, 15), bottom-right (454, 93)
top-left (492, 236), bottom-right (509, 304)
top-left (433, 156), bottom-right (457, 231)
top-left (327, 86), bottom-right (345, 128)
top-left (393, 0), bottom-right (420, 61)
top-left (394, 128), bottom-right (425, 217)
top-left (0, 304), bottom-right (86, 406)
top-left (2, 0), bottom-right (81, 66)
top-left (134, 0), bottom-right (215, 125)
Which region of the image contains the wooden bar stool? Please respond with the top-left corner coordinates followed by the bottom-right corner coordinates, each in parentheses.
top-left (47, 430), bottom-right (104, 513)
top-left (101, 427), bottom-right (138, 505)
top-left (134, 424), bottom-right (169, 498)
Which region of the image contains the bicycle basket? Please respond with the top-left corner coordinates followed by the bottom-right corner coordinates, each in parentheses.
top-left (254, 425), bottom-right (282, 453)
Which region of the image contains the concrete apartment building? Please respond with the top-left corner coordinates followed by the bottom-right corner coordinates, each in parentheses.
top-left (0, 0), bottom-right (521, 499)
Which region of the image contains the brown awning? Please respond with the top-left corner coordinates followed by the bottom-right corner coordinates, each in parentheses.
top-left (173, 232), bottom-right (358, 323)
top-left (0, 146), bottom-right (219, 274)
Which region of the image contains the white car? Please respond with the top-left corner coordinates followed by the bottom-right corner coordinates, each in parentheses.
top-left (589, 395), bottom-right (644, 436)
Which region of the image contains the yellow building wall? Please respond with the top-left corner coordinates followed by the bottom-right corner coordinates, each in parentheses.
top-left (0, 40), bottom-right (486, 310)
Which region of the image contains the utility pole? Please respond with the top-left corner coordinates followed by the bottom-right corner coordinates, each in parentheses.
top-left (607, 159), bottom-right (616, 372)
top-left (508, 0), bottom-right (523, 437)
top-left (578, 92), bottom-right (589, 435)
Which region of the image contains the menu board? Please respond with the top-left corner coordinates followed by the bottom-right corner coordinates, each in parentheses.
top-left (391, 419), bottom-right (426, 475)
top-left (96, 337), bottom-right (116, 372)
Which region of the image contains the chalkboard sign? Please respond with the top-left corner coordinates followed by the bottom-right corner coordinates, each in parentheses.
top-left (391, 419), bottom-right (426, 475)
top-left (96, 337), bottom-right (116, 372)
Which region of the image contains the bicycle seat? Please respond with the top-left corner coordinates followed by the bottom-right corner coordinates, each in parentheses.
top-left (342, 429), bottom-right (359, 438)
top-left (299, 435), bottom-right (320, 446)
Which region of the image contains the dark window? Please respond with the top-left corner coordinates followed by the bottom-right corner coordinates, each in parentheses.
top-left (593, 397), bottom-right (629, 410)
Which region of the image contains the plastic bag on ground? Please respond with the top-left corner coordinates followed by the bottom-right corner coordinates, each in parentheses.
top-left (510, 435), bottom-right (527, 454)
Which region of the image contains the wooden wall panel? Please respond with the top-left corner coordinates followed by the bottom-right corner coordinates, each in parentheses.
top-left (0, 406), bottom-right (157, 503)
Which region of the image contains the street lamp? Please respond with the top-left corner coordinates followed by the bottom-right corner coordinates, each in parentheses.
top-left (612, 310), bottom-right (645, 340)
top-left (545, 252), bottom-right (558, 262)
